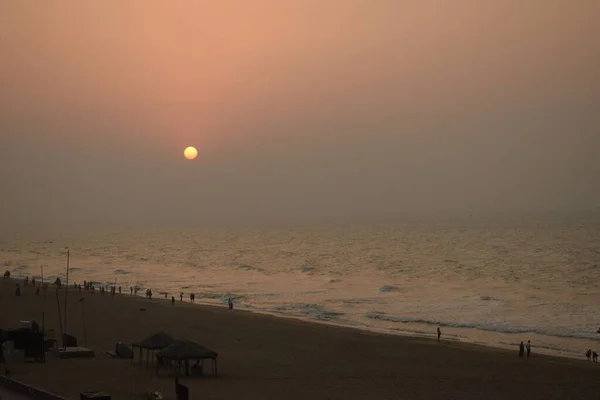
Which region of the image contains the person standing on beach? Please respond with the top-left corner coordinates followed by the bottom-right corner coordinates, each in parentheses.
top-left (519, 341), bottom-right (524, 357)
top-left (586, 349), bottom-right (592, 361)
top-left (437, 327), bottom-right (441, 341)
top-left (228, 298), bottom-right (234, 310)
top-left (593, 351), bottom-right (598, 362)
top-left (526, 340), bottom-right (531, 358)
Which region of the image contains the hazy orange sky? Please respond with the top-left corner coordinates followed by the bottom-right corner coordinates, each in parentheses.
top-left (1, 0), bottom-right (599, 228)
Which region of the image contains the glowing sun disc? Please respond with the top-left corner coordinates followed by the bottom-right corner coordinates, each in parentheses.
top-left (184, 146), bottom-right (198, 160)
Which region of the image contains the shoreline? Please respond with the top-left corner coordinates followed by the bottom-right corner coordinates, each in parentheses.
top-left (3, 275), bottom-right (596, 363)
top-left (2, 277), bottom-right (599, 399)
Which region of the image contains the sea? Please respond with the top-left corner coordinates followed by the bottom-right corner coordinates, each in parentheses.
top-left (2, 215), bottom-right (599, 360)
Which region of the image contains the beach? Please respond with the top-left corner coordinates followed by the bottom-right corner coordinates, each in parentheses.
top-left (2, 221), bottom-right (600, 360)
top-left (1, 278), bottom-right (599, 400)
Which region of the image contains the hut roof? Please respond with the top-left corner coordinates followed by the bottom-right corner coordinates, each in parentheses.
top-left (131, 332), bottom-right (176, 349)
top-left (157, 340), bottom-right (217, 360)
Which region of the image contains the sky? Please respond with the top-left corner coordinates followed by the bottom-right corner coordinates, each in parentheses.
top-left (1, 0), bottom-right (599, 229)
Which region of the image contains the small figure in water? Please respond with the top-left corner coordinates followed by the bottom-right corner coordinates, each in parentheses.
top-left (518, 341), bottom-right (524, 357)
top-left (228, 297), bottom-right (234, 310)
top-left (526, 340), bottom-right (531, 358)
top-left (437, 327), bottom-right (441, 342)
top-left (586, 349), bottom-right (592, 361)
top-left (190, 293), bottom-right (195, 303)
top-left (180, 293), bottom-right (183, 302)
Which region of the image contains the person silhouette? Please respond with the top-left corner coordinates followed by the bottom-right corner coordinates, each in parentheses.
top-left (518, 341), bottom-right (524, 357)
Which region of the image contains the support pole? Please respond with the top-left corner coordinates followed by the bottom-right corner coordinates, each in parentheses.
top-left (63, 247), bottom-right (69, 349)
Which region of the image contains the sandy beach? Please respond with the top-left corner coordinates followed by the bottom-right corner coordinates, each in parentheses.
top-left (1, 279), bottom-right (599, 400)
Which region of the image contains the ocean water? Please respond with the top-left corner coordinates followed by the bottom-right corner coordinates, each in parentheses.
top-left (2, 217), bottom-right (599, 359)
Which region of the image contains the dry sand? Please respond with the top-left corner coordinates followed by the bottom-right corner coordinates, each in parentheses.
top-left (1, 279), bottom-right (599, 400)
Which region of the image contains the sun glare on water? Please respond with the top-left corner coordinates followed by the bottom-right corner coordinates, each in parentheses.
top-left (184, 146), bottom-right (198, 160)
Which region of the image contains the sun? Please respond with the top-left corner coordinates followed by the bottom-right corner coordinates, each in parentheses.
top-left (184, 146), bottom-right (198, 160)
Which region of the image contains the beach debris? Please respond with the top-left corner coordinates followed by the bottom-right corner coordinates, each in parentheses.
top-left (144, 391), bottom-right (163, 400)
top-left (103, 351), bottom-right (116, 358)
top-left (115, 342), bottom-right (134, 359)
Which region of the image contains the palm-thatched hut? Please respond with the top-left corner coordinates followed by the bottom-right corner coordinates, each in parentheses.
top-left (131, 332), bottom-right (176, 365)
top-left (156, 340), bottom-right (218, 377)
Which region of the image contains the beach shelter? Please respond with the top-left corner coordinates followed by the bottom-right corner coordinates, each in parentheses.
top-left (131, 332), bottom-right (176, 366)
top-left (156, 340), bottom-right (218, 377)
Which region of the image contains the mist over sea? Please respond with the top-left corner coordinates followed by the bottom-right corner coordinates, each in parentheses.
top-left (2, 215), bottom-right (599, 359)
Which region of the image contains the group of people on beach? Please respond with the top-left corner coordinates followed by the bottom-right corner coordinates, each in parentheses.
top-left (585, 349), bottom-right (598, 362)
top-left (8, 274), bottom-right (237, 313)
top-left (518, 340), bottom-right (532, 357)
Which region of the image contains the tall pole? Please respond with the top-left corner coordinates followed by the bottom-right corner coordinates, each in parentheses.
top-left (63, 247), bottom-right (69, 349)
top-left (40, 264), bottom-right (45, 325)
top-left (40, 264), bottom-right (46, 363)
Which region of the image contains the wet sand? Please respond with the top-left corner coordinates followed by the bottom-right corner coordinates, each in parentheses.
top-left (1, 279), bottom-right (599, 400)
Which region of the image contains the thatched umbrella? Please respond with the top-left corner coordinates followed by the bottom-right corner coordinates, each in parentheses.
top-left (156, 340), bottom-right (218, 377)
top-left (131, 332), bottom-right (176, 365)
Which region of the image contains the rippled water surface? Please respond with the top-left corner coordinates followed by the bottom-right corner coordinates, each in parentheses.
top-left (2, 217), bottom-right (599, 359)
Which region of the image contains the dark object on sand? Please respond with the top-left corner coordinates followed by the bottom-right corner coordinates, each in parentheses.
top-left (175, 378), bottom-right (189, 400)
top-left (63, 333), bottom-right (78, 347)
top-left (115, 342), bottom-right (134, 359)
top-left (132, 332), bottom-right (176, 365)
top-left (156, 340), bottom-right (218, 377)
top-left (0, 328), bottom-right (45, 361)
top-left (80, 391), bottom-right (111, 400)
top-left (58, 347), bottom-right (95, 359)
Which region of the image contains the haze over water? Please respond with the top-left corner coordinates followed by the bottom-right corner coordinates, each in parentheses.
top-left (1, 1), bottom-right (599, 359)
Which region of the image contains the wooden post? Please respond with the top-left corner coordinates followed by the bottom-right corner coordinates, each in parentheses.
top-left (82, 298), bottom-right (87, 346)
top-left (56, 288), bottom-right (63, 347)
top-left (63, 247), bottom-right (70, 349)
top-left (40, 264), bottom-right (46, 361)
